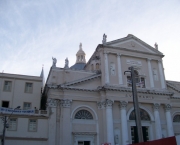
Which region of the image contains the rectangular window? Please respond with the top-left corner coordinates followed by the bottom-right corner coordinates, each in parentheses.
top-left (28, 119), bottom-right (37, 132)
top-left (3, 81), bottom-right (12, 92)
top-left (2, 101), bottom-right (9, 108)
top-left (8, 118), bottom-right (17, 131)
top-left (127, 76), bottom-right (145, 88)
top-left (23, 102), bottom-right (31, 110)
top-left (25, 83), bottom-right (33, 93)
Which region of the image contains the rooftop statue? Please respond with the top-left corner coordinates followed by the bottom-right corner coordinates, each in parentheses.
top-left (154, 42), bottom-right (158, 50)
top-left (102, 33), bottom-right (107, 44)
top-left (64, 57), bottom-right (69, 69)
top-left (52, 57), bottom-right (57, 67)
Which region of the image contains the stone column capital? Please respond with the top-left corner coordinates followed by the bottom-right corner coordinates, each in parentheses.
top-left (105, 99), bottom-right (113, 108)
top-left (61, 99), bottom-right (72, 108)
top-left (158, 60), bottom-right (162, 63)
top-left (164, 104), bottom-right (171, 111)
top-left (46, 98), bottom-right (60, 108)
top-left (119, 101), bottom-right (128, 110)
top-left (147, 58), bottom-right (152, 61)
top-left (97, 101), bottom-right (106, 109)
top-left (153, 103), bottom-right (160, 111)
top-left (116, 53), bottom-right (122, 56)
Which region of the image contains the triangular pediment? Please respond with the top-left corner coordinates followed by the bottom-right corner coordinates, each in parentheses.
top-left (105, 34), bottom-right (163, 55)
top-left (62, 74), bottom-right (101, 89)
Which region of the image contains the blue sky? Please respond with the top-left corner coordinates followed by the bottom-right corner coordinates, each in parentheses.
top-left (0, 0), bottom-right (180, 81)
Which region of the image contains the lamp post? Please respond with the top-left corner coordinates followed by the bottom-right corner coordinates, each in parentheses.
top-left (1, 106), bottom-right (20, 145)
top-left (124, 66), bottom-right (143, 143)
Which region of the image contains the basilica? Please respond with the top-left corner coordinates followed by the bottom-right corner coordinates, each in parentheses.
top-left (0, 34), bottom-right (180, 145)
top-left (43, 34), bottom-right (180, 145)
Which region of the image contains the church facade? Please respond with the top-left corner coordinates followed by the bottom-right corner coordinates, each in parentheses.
top-left (0, 34), bottom-right (180, 145)
top-left (43, 34), bottom-right (180, 145)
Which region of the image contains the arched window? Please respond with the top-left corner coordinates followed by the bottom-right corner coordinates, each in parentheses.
top-left (75, 110), bottom-right (93, 119)
top-left (173, 115), bottom-right (180, 122)
top-left (96, 63), bottom-right (99, 70)
top-left (129, 108), bottom-right (150, 121)
top-left (127, 70), bottom-right (145, 88)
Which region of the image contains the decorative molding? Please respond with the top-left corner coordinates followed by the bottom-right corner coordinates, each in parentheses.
top-left (164, 104), bottom-right (171, 111)
top-left (46, 98), bottom-right (59, 107)
top-left (153, 103), bottom-right (160, 111)
top-left (119, 101), bottom-right (128, 109)
top-left (97, 99), bottom-right (113, 109)
top-left (72, 132), bottom-right (97, 135)
top-left (126, 59), bottom-right (142, 66)
top-left (61, 99), bottom-right (72, 108)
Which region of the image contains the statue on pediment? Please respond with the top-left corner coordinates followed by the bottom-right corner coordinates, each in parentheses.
top-left (64, 57), bottom-right (69, 69)
top-left (102, 33), bottom-right (107, 44)
top-left (52, 57), bottom-right (57, 67)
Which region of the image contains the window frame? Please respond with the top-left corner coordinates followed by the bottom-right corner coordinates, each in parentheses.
top-left (23, 102), bottom-right (31, 110)
top-left (2, 101), bottom-right (9, 108)
top-left (126, 74), bottom-right (146, 88)
top-left (8, 118), bottom-right (17, 131)
top-left (24, 82), bottom-right (33, 93)
top-left (3, 81), bottom-right (12, 92)
top-left (28, 119), bottom-right (37, 132)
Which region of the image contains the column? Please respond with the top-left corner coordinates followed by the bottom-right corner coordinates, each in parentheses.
top-left (147, 59), bottom-right (154, 88)
top-left (158, 60), bottom-right (166, 89)
top-left (119, 101), bottom-right (129, 145)
top-left (117, 54), bottom-right (123, 85)
top-left (104, 52), bottom-right (109, 84)
top-left (56, 100), bottom-right (61, 145)
top-left (47, 98), bottom-right (57, 145)
top-left (105, 99), bottom-right (115, 145)
top-left (153, 103), bottom-right (162, 139)
top-left (61, 99), bottom-right (72, 145)
top-left (164, 104), bottom-right (174, 137)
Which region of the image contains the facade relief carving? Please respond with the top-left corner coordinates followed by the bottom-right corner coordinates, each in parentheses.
top-left (46, 98), bottom-right (72, 108)
top-left (110, 62), bottom-right (116, 75)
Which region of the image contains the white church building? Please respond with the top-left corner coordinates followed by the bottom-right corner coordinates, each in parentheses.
top-left (0, 34), bottom-right (180, 145)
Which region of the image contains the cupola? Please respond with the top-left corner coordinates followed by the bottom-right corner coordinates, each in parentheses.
top-left (76, 43), bottom-right (86, 63)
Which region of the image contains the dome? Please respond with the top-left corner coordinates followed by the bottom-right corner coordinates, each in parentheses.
top-left (70, 63), bottom-right (86, 70)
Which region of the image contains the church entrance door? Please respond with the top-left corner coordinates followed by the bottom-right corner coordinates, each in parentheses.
top-left (131, 126), bottom-right (149, 143)
top-left (78, 141), bottom-right (90, 145)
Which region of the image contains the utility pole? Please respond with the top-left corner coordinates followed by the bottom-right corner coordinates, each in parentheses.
top-left (124, 66), bottom-right (143, 143)
top-left (2, 116), bottom-right (7, 145)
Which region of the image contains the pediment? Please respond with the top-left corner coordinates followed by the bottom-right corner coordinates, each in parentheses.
top-left (63, 74), bottom-right (101, 89)
top-left (105, 34), bottom-right (163, 55)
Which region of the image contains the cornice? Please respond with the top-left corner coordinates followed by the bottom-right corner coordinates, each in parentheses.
top-left (47, 84), bottom-right (174, 96)
top-left (167, 81), bottom-right (180, 93)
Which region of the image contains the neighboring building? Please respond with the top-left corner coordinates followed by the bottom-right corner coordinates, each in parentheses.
top-left (0, 70), bottom-right (48, 145)
top-left (0, 34), bottom-right (180, 145)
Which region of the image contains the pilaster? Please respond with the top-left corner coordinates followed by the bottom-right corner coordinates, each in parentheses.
top-left (117, 53), bottom-right (123, 85)
top-left (158, 60), bottom-right (166, 89)
top-left (147, 58), bottom-right (154, 88)
top-left (104, 52), bottom-right (109, 84)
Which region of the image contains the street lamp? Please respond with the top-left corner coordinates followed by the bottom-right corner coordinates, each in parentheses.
top-left (124, 66), bottom-right (143, 143)
top-left (1, 106), bottom-right (20, 145)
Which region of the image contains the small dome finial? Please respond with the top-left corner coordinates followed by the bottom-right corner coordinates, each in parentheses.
top-left (79, 43), bottom-right (82, 50)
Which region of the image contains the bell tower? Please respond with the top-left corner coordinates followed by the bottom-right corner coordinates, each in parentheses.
top-left (76, 43), bottom-right (86, 63)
